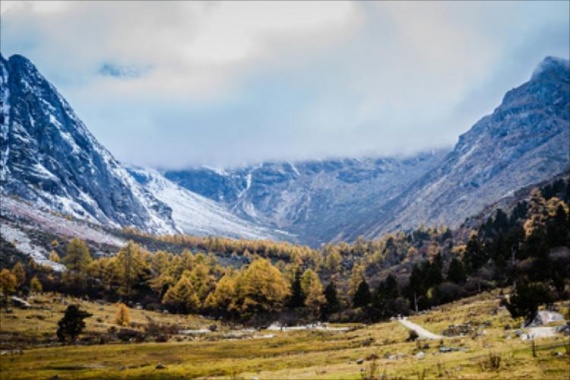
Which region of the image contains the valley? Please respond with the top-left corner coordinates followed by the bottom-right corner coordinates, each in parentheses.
top-left (0, 6), bottom-right (569, 379)
top-left (0, 291), bottom-right (568, 379)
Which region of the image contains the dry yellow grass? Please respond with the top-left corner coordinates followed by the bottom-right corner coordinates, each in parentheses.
top-left (1, 291), bottom-right (568, 379)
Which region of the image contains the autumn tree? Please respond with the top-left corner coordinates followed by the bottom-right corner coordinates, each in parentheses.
top-left (115, 303), bottom-right (131, 326)
top-left (49, 251), bottom-right (61, 263)
top-left (116, 241), bottom-right (148, 299)
top-left (63, 238), bottom-right (92, 290)
top-left (162, 275), bottom-right (200, 313)
top-left (0, 269), bottom-right (17, 307)
top-left (234, 258), bottom-right (290, 318)
top-left (30, 276), bottom-right (43, 294)
top-left (204, 270), bottom-right (238, 317)
top-left (301, 269), bottom-right (325, 318)
top-left (348, 264), bottom-right (365, 300)
top-left (324, 248), bottom-right (342, 273)
top-left (12, 262), bottom-right (26, 289)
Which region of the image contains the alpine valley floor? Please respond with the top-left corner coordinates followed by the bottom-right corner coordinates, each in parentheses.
top-left (0, 291), bottom-right (568, 380)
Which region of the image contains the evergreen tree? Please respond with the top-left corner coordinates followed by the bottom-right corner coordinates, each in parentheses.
top-left (464, 234), bottom-right (487, 274)
top-left (287, 268), bottom-right (306, 308)
top-left (406, 264), bottom-right (426, 313)
top-left (353, 279), bottom-right (371, 308)
top-left (323, 280), bottom-right (340, 318)
top-left (504, 280), bottom-right (549, 325)
top-left (447, 258), bottom-right (466, 284)
top-left (56, 305), bottom-right (92, 343)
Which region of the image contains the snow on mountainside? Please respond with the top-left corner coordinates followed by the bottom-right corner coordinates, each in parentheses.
top-left (127, 166), bottom-right (280, 240)
top-left (165, 56), bottom-right (569, 245)
top-left (346, 56), bottom-right (570, 240)
top-left (164, 152), bottom-right (449, 246)
top-left (0, 53), bottom-right (275, 241)
top-left (0, 53), bottom-right (175, 233)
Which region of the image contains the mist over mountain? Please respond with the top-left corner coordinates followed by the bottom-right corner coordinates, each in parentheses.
top-left (1, 53), bottom-right (568, 247)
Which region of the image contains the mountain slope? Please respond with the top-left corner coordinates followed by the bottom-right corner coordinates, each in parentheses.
top-left (0, 53), bottom-right (276, 240)
top-left (348, 56), bottom-right (570, 240)
top-left (127, 167), bottom-right (281, 240)
top-left (164, 151), bottom-right (448, 245)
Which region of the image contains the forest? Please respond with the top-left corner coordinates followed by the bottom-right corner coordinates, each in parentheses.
top-left (1, 179), bottom-right (569, 328)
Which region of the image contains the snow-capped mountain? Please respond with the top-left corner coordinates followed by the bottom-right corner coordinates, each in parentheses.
top-left (343, 56), bottom-right (570, 240)
top-left (127, 166), bottom-right (280, 240)
top-left (0, 53), bottom-right (274, 240)
top-left (164, 152), bottom-right (448, 246)
top-left (1, 53), bottom-right (567, 248)
top-left (165, 56), bottom-right (569, 244)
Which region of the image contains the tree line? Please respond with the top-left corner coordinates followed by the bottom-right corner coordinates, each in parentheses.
top-left (1, 179), bottom-right (568, 325)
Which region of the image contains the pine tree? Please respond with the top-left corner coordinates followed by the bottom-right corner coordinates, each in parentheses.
top-left (353, 279), bottom-right (371, 308)
top-left (447, 257), bottom-right (466, 284)
top-left (323, 280), bottom-right (340, 318)
top-left (464, 234), bottom-right (487, 274)
top-left (287, 268), bottom-right (306, 308)
top-left (57, 305), bottom-right (92, 343)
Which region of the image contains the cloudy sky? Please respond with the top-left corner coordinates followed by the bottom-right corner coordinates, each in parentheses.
top-left (1, 1), bottom-right (569, 169)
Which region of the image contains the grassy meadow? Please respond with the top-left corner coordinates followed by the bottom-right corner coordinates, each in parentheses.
top-left (0, 291), bottom-right (568, 379)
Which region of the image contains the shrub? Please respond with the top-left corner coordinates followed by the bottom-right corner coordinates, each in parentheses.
top-left (406, 330), bottom-right (419, 342)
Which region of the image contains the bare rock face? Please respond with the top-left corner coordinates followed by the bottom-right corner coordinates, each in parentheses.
top-left (0, 54), bottom-right (272, 240)
top-left (164, 152), bottom-right (447, 246)
top-left (344, 56), bottom-right (570, 240)
top-left (165, 58), bottom-right (568, 244)
top-left (2, 54), bottom-right (567, 246)
top-left (0, 54), bottom-right (176, 233)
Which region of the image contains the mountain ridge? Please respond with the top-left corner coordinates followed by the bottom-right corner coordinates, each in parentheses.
top-left (1, 53), bottom-right (568, 247)
top-left (0, 53), bottom-right (276, 240)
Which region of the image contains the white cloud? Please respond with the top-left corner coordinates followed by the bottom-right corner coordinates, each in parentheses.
top-left (1, 1), bottom-right (568, 168)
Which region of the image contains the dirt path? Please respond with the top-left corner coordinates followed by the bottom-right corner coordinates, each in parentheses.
top-left (398, 317), bottom-right (445, 340)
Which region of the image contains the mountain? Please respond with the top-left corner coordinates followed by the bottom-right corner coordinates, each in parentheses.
top-left (127, 166), bottom-right (281, 240)
top-left (2, 53), bottom-right (567, 248)
top-left (344, 56), bottom-right (570, 240)
top-left (163, 152), bottom-right (448, 246)
top-left (165, 56), bottom-right (569, 244)
top-left (0, 54), bottom-right (274, 240)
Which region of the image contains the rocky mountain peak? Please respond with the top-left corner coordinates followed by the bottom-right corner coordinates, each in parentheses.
top-left (530, 56), bottom-right (570, 82)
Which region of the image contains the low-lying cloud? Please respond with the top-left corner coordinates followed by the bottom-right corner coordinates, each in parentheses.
top-left (1, 1), bottom-right (568, 168)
